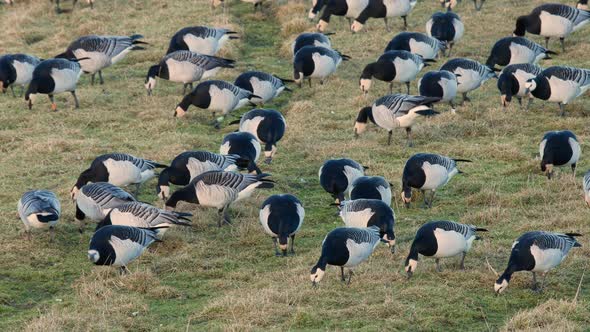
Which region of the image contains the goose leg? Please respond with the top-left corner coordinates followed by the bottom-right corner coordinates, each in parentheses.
top-left (389, 82), bottom-right (394, 94)
top-left (459, 252), bottom-right (466, 270)
top-left (10, 85), bottom-right (15, 98)
top-left (308, 78), bottom-right (312, 88)
top-left (539, 273), bottom-right (547, 291)
top-left (402, 16), bottom-right (408, 30)
top-left (450, 101), bottom-right (456, 114)
top-left (526, 98), bottom-right (532, 110)
top-left (340, 266), bottom-right (346, 282)
top-left (347, 270), bottom-right (354, 285)
top-left (189, 83), bottom-right (193, 91)
top-left (273, 237), bottom-right (280, 256)
top-left (544, 37), bottom-right (550, 49)
top-left (26, 230), bottom-right (31, 241)
top-left (119, 266), bottom-right (130, 275)
top-left (290, 235), bottom-right (296, 255)
top-left (572, 163), bottom-right (576, 178)
top-left (98, 70), bottom-right (104, 85)
top-left (218, 205), bottom-right (231, 227)
top-left (558, 103), bottom-right (565, 116)
top-left (384, 17), bottom-right (390, 32)
top-left (49, 226), bottom-right (55, 243)
top-left (531, 272), bottom-right (539, 291)
top-left (461, 93), bottom-right (470, 105)
top-left (517, 97), bottom-right (522, 108)
top-left (447, 43), bottom-right (454, 57)
top-left (71, 90), bottom-right (79, 108)
top-left (19, 85), bottom-right (24, 97)
top-left (428, 191), bottom-right (436, 208)
top-left (559, 38), bottom-right (565, 53)
top-left (435, 258), bottom-right (442, 272)
top-left (91, 73), bottom-right (95, 85)
top-left (134, 183), bottom-right (141, 197)
top-left (405, 82), bottom-right (410, 94)
top-left (348, 18), bottom-right (353, 26)
top-left (406, 127), bottom-right (413, 147)
top-left (387, 130), bottom-right (393, 145)
top-left (421, 190), bottom-right (427, 208)
top-left (182, 84), bottom-right (188, 95)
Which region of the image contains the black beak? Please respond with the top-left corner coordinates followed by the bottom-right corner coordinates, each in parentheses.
top-left (404, 202), bottom-right (410, 208)
top-left (406, 271), bottom-right (413, 279)
top-left (264, 157), bottom-right (272, 164)
top-left (390, 245), bottom-right (396, 254)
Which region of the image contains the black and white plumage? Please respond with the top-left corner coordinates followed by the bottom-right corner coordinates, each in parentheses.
top-left (259, 194), bottom-right (304, 256)
top-left (293, 46), bottom-right (350, 87)
top-left (354, 94), bottom-right (439, 146)
top-left (292, 32), bottom-right (332, 55)
top-left (166, 26), bottom-right (238, 56)
top-left (25, 58), bottom-right (85, 111)
top-left (350, 0), bottom-right (418, 33)
top-left (440, 58), bottom-right (497, 105)
top-left (51, 0), bottom-right (94, 13)
top-left (165, 171), bottom-right (274, 226)
top-left (385, 32), bottom-right (446, 60)
top-left (339, 199), bottom-right (395, 252)
top-left (233, 109), bottom-right (286, 164)
top-left (145, 51), bottom-right (235, 96)
top-left (349, 176), bottom-right (392, 206)
top-left (497, 63), bottom-right (543, 109)
top-left (220, 132), bottom-right (262, 174)
top-left (513, 3), bottom-right (590, 52)
top-left (426, 10), bottom-right (464, 57)
top-left (310, 226), bottom-right (381, 285)
top-left (486, 37), bottom-right (555, 69)
top-left (539, 130), bottom-right (581, 179)
top-left (418, 70), bottom-right (458, 113)
top-left (56, 35), bottom-right (146, 85)
top-left (319, 158), bottom-right (365, 204)
top-left (405, 220), bottom-right (487, 277)
top-left (315, 0), bottom-right (370, 32)
top-left (401, 153), bottom-right (471, 208)
top-left (17, 190), bottom-right (60, 240)
top-left (234, 71), bottom-right (292, 105)
top-left (579, 0), bottom-right (589, 10)
top-left (75, 182), bottom-right (136, 232)
top-left (0, 54), bottom-right (41, 97)
top-left (494, 231), bottom-right (581, 293)
top-left (584, 170), bottom-right (590, 206)
top-left (157, 151), bottom-right (239, 201)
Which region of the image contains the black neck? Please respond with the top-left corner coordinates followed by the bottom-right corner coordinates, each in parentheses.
top-left (356, 106), bottom-right (375, 124)
top-left (166, 186), bottom-right (198, 208)
top-left (74, 168), bottom-right (94, 190)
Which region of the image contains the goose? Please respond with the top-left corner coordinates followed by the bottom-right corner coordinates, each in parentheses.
top-left (494, 231), bottom-right (581, 293)
top-left (417, 70), bottom-right (458, 113)
top-left (293, 46), bottom-right (350, 87)
top-left (308, 0), bottom-right (325, 20)
top-left (220, 132), bottom-right (262, 174)
top-left (426, 9), bottom-right (464, 57)
top-left (497, 63), bottom-right (543, 109)
top-left (401, 153), bottom-right (471, 208)
top-left (145, 51), bottom-right (235, 96)
top-left (579, 0), bottom-right (589, 10)
top-left (0, 54), bottom-right (41, 97)
top-left (51, 0), bottom-right (94, 13)
top-left (167, 26), bottom-right (238, 55)
top-left (385, 32), bottom-right (446, 60)
top-left (539, 130), bottom-right (581, 179)
top-left (75, 182), bottom-right (136, 232)
top-left (165, 171), bottom-right (274, 226)
top-left (350, 0), bottom-right (418, 33)
top-left (25, 58), bottom-right (86, 111)
top-left (88, 225), bottom-right (162, 274)
top-left (310, 226), bottom-right (381, 285)
top-left (292, 32), bottom-right (332, 55)
top-left (584, 170), bottom-right (590, 206)
top-left (442, 0), bottom-right (484, 11)
top-left (524, 66), bottom-right (590, 116)
top-left (440, 58), bottom-right (497, 105)
top-left (513, 3), bottom-right (590, 52)
top-left (232, 109), bottom-right (286, 164)
top-left (56, 34), bottom-right (146, 85)
top-left (339, 199), bottom-right (395, 252)
top-left (319, 158), bottom-right (365, 203)
top-left (354, 94), bottom-right (439, 146)
top-left (157, 151), bottom-right (239, 201)
top-left (486, 36), bottom-right (555, 69)
top-left (174, 80), bottom-right (258, 128)
top-left (360, 50), bottom-right (432, 95)
top-left (259, 194), bottom-right (304, 256)
top-left (405, 220), bottom-right (487, 278)
top-left (349, 176), bottom-right (392, 206)
top-left (71, 153), bottom-right (166, 199)
top-left (234, 71), bottom-right (292, 105)
top-left (316, 0), bottom-right (370, 32)
top-left (17, 190), bottom-right (60, 241)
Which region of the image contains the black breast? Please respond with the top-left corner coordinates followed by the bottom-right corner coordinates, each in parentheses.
top-left (419, 72), bottom-right (445, 99)
top-left (402, 156), bottom-right (427, 189)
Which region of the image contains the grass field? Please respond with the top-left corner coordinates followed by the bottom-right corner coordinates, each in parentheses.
top-left (0, 0), bottom-right (589, 330)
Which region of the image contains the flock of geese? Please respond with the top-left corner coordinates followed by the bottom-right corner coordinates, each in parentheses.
top-left (5, 0), bottom-right (589, 296)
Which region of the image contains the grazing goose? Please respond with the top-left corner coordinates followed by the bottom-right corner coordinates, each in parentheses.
top-left (426, 9), bottom-right (464, 57)
top-left (494, 231), bottom-right (581, 293)
top-left (308, 0), bottom-right (325, 19)
top-left (418, 70), bottom-right (458, 113)
top-left (293, 46), bottom-right (350, 87)
top-left (319, 158), bottom-right (365, 204)
top-left (75, 182), bottom-right (136, 232)
top-left (539, 130), bottom-right (581, 179)
top-left (234, 71), bottom-right (292, 105)
top-left (486, 37), bottom-right (555, 69)
top-left (360, 50), bottom-right (432, 95)
top-left (442, 0), bottom-right (484, 11)
top-left (165, 171), bottom-right (274, 226)
top-left (339, 199), bottom-right (395, 252)
top-left (584, 170), bottom-right (590, 206)
top-left (0, 54), bottom-right (41, 97)
top-left (524, 66), bottom-right (590, 116)
top-left (167, 26), bottom-right (238, 55)
top-left (259, 194), bottom-right (304, 256)
top-left (232, 109), bottom-right (286, 164)
top-left (579, 0), bottom-right (589, 10)
top-left (497, 63), bottom-right (543, 109)
top-left (385, 32), bottom-right (446, 60)
top-left (354, 94), bottom-right (439, 146)
top-left (349, 176), bottom-right (392, 206)
top-left (157, 151), bottom-right (239, 201)
top-left (405, 220), bottom-right (487, 277)
top-left (88, 225), bottom-right (161, 274)
top-left (17, 190), bottom-right (60, 241)
top-left (292, 32), bottom-right (332, 55)
top-left (351, 0), bottom-right (418, 33)
top-left (71, 153), bottom-right (166, 198)
top-left (513, 3), bottom-right (590, 52)
top-left (52, 0), bottom-right (94, 13)
top-left (220, 132), bottom-right (262, 174)
top-left (174, 80), bottom-right (258, 128)
top-left (401, 153), bottom-right (471, 208)
top-left (56, 34), bottom-right (146, 85)
top-left (310, 226), bottom-right (381, 285)
top-left (440, 58), bottom-right (497, 105)
top-left (145, 51), bottom-right (235, 96)
top-left (25, 58), bottom-right (86, 111)
top-left (316, 0), bottom-right (371, 32)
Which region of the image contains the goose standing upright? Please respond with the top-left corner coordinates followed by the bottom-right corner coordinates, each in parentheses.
top-left (220, 132), bottom-right (262, 174)
top-left (486, 36), bottom-right (555, 69)
top-left (426, 8), bottom-right (464, 57)
top-left (75, 182), bottom-right (136, 232)
top-left (385, 32), bottom-right (446, 60)
top-left (417, 70), bottom-right (458, 113)
top-left (339, 199), bottom-right (396, 252)
top-left (0, 54), bottom-right (41, 97)
top-left (539, 130), bottom-right (581, 179)
top-left (233, 109), bottom-right (286, 164)
top-left (234, 71), bottom-right (292, 105)
top-left (293, 46), bottom-right (350, 87)
top-left (315, 0), bottom-right (370, 32)
top-left (440, 58), bottom-right (497, 105)
top-left (167, 26), bottom-right (238, 55)
top-left (319, 158), bottom-right (365, 203)
top-left (259, 194), bottom-right (304, 256)
top-left (292, 32), bottom-right (332, 55)
top-left (497, 63), bottom-right (543, 109)
top-left (351, 0), bottom-right (418, 33)
top-left (349, 175), bottom-right (392, 205)
top-left (17, 190), bottom-right (60, 241)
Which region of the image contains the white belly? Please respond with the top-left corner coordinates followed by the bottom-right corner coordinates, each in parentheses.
top-left (455, 68), bottom-right (483, 93)
top-left (539, 12), bottom-right (574, 37)
top-left (50, 68), bottom-right (80, 94)
top-left (344, 239), bottom-right (376, 267)
top-left (166, 59), bottom-right (202, 83)
top-left (249, 78), bottom-right (276, 104)
top-left (73, 50), bottom-right (111, 74)
top-left (110, 236), bottom-right (146, 267)
top-left (239, 116), bottom-right (264, 141)
top-left (77, 192), bottom-right (108, 221)
top-left (530, 245), bottom-right (565, 272)
top-left (421, 162), bottom-right (452, 190)
top-left (183, 35), bottom-right (217, 56)
top-left (384, 0), bottom-right (412, 16)
top-left (12, 61), bottom-right (36, 86)
top-left (311, 54), bottom-right (337, 79)
top-left (409, 39), bottom-right (437, 60)
top-left (372, 105), bottom-right (397, 131)
top-left (508, 43), bottom-right (536, 65)
top-left (186, 158), bottom-right (221, 180)
top-left (340, 208), bottom-right (374, 227)
top-left (196, 182), bottom-right (236, 209)
top-left (440, 78), bottom-right (458, 102)
top-left (393, 58), bottom-right (420, 82)
top-left (346, 0), bottom-right (370, 18)
top-left (208, 86), bottom-right (239, 113)
top-left (433, 229), bottom-right (468, 257)
top-left (514, 70), bottom-right (537, 96)
top-left (103, 159), bottom-right (142, 186)
top-left (547, 76), bottom-right (580, 103)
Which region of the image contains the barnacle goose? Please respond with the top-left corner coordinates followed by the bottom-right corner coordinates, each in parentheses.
top-left (539, 130), bottom-right (581, 179)
top-left (167, 26), bottom-right (238, 56)
top-left (354, 94), bottom-right (439, 146)
top-left (417, 70), bottom-right (458, 113)
top-left (350, 0), bottom-right (418, 33)
top-left (259, 194), bottom-right (304, 256)
top-left (56, 34), bottom-right (146, 85)
top-left (157, 151), bottom-right (239, 201)
top-left (486, 37), bottom-right (555, 69)
top-left (494, 231), bottom-right (581, 293)
top-left (293, 46), bottom-right (350, 87)
top-left (579, 0), bottom-right (589, 10)
top-left (584, 170), bottom-right (590, 206)
top-left (426, 9), bottom-right (464, 57)
top-left (339, 199), bottom-right (395, 252)
top-left (0, 54), bottom-right (41, 97)
top-left (220, 132), bottom-right (262, 174)
top-left (231, 109), bottom-right (286, 164)
top-left (401, 153), bottom-right (471, 208)
top-left (75, 182), bottom-right (136, 232)
top-left (17, 190), bottom-right (60, 241)
top-left (51, 0), bottom-right (94, 13)
top-left (385, 32), bottom-right (446, 60)
top-left (145, 51), bottom-right (235, 96)
top-left (440, 58), bottom-right (497, 105)
top-left (497, 63), bottom-right (543, 109)
top-left (524, 66), bottom-right (590, 116)
top-left (405, 220), bottom-right (487, 278)
top-left (513, 3), bottom-right (590, 52)
top-left (234, 71), bottom-right (292, 105)
top-left (315, 0), bottom-right (370, 32)
top-left (349, 176), bottom-right (392, 206)
top-left (442, 0), bottom-right (484, 11)
top-left (310, 226), bottom-right (381, 285)
top-left (360, 50), bottom-right (432, 95)
top-left (292, 32), bottom-right (332, 55)
top-left (165, 171), bottom-right (274, 226)
top-left (319, 158), bottom-right (365, 203)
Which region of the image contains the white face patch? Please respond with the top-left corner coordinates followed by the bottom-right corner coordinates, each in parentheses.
top-left (308, 9), bottom-right (317, 19)
top-left (494, 279), bottom-right (509, 293)
top-left (525, 80), bottom-right (537, 92)
top-left (175, 106), bottom-right (187, 117)
top-left (145, 77), bottom-right (157, 92)
top-left (88, 249), bottom-right (100, 263)
top-left (158, 185), bottom-right (170, 200)
top-left (354, 121), bottom-right (367, 136)
top-left (70, 186), bottom-right (80, 200)
top-left (310, 268), bottom-right (325, 283)
top-left (317, 20), bottom-right (328, 32)
top-left (360, 78), bottom-right (372, 93)
top-left (405, 258), bottom-right (418, 273)
top-left (351, 21), bottom-right (364, 33)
